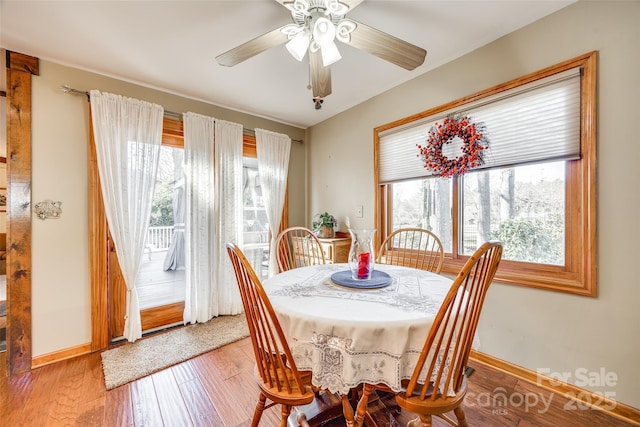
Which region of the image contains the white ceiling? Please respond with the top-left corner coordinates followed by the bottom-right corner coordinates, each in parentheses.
top-left (0, 0), bottom-right (574, 129)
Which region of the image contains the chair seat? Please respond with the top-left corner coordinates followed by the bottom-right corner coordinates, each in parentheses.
top-left (255, 364), bottom-right (317, 406)
top-left (396, 377), bottom-right (468, 415)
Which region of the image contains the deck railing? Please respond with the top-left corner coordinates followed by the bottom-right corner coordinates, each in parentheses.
top-left (146, 226), bottom-right (174, 251)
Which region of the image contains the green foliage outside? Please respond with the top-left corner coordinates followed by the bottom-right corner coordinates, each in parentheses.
top-left (148, 146), bottom-right (182, 227)
top-left (391, 162), bottom-right (565, 265)
top-left (149, 179), bottom-right (174, 227)
top-left (491, 218), bottom-right (562, 264)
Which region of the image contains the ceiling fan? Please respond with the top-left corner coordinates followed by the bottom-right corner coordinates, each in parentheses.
top-left (215, 0), bottom-right (427, 104)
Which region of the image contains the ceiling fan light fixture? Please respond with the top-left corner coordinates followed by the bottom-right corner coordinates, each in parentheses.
top-left (312, 16), bottom-right (336, 47)
top-left (324, 0), bottom-right (349, 16)
top-left (216, 0), bottom-right (426, 104)
top-left (321, 41), bottom-right (341, 66)
top-left (286, 30), bottom-right (311, 61)
top-left (285, 0), bottom-right (311, 16)
top-left (335, 19), bottom-right (357, 43)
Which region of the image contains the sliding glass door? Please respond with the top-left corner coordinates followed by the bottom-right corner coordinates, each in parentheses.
top-left (242, 157), bottom-right (270, 281)
top-left (110, 146), bottom-right (186, 339)
top-left (92, 125), bottom-right (289, 347)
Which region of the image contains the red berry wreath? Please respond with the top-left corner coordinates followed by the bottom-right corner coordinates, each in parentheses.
top-left (417, 115), bottom-right (489, 178)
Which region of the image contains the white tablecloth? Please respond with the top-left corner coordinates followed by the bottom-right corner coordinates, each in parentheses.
top-left (263, 263), bottom-right (454, 395)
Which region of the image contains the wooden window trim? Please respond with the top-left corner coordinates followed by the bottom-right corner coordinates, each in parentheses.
top-left (374, 51), bottom-right (597, 297)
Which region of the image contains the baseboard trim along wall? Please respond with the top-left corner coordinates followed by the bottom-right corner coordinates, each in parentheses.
top-left (470, 351), bottom-right (640, 426)
top-left (32, 343), bottom-right (92, 369)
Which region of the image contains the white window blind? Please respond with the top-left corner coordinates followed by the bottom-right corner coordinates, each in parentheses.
top-left (378, 68), bottom-right (581, 183)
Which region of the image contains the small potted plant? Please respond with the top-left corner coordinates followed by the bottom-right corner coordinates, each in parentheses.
top-left (313, 212), bottom-right (337, 238)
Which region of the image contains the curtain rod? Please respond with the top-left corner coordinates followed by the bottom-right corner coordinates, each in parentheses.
top-left (60, 85), bottom-right (303, 144)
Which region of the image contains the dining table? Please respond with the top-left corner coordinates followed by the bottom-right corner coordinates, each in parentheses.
top-left (262, 262), bottom-right (457, 426)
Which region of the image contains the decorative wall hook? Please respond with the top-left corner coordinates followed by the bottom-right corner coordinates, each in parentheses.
top-left (34, 200), bottom-right (62, 220)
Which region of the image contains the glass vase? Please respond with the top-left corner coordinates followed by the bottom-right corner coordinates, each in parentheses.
top-left (348, 228), bottom-right (376, 280)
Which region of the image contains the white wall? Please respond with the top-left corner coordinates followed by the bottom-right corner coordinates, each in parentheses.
top-left (308, 1), bottom-right (640, 408)
top-left (29, 60), bottom-right (307, 357)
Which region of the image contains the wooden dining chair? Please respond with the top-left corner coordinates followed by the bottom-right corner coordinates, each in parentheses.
top-left (275, 227), bottom-right (326, 273)
top-left (227, 243), bottom-right (317, 427)
top-left (354, 241), bottom-right (503, 427)
top-left (376, 228), bottom-right (444, 273)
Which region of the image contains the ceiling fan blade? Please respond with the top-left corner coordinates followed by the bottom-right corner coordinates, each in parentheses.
top-left (343, 20), bottom-right (426, 71)
top-left (310, 50), bottom-right (332, 98)
top-left (216, 26), bottom-right (289, 67)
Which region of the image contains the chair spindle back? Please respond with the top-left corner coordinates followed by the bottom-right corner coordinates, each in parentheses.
top-left (275, 227), bottom-right (326, 273)
top-left (377, 228), bottom-right (445, 273)
top-left (227, 243), bottom-right (306, 395)
top-left (406, 241), bottom-right (503, 400)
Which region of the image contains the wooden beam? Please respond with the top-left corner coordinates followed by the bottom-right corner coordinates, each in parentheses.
top-left (6, 50), bottom-right (39, 76)
top-left (6, 50), bottom-right (37, 375)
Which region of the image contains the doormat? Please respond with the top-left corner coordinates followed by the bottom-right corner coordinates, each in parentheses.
top-left (101, 314), bottom-right (249, 390)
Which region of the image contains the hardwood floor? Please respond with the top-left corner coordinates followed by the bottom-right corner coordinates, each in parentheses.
top-left (0, 337), bottom-right (636, 427)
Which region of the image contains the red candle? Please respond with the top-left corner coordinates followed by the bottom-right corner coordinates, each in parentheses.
top-left (357, 252), bottom-right (370, 278)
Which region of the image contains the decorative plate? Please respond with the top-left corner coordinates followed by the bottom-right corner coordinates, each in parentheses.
top-left (330, 270), bottom-right (393, 289)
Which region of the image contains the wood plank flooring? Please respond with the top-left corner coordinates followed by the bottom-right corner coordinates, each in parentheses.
top-left (136, 250), bottom-right (185, 310)
top-left (0, 337), bottom-right (636, 426)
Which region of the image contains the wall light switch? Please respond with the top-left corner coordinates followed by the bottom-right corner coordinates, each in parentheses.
top-left (356, 205), bottom-right (363, 218)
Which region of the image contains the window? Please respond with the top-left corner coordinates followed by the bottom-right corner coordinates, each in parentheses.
top-left (375, 52), bottom-right (597, 296)
top-left (240, 134), bottom-right (289, 279)
top-left (242, 157), bottom-right (270, 280)
top-left (460, 162), bottom-right (565, 265)
top-left (136, 145), bottom-right (186, 310)
top-left (391, 178), bottom-right (453, 252)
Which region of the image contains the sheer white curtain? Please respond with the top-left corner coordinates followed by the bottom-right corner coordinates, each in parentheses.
top-left (255, 129), bottom-right (291, 277)
top-left (212, 120), bottom-right (243, 314)
top-left (183, 113), bottom-right (215, 324)
top-left (183, 113), bottom-right (243, 324)
top-left (90, 90), bottom-right (163, 342)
